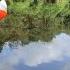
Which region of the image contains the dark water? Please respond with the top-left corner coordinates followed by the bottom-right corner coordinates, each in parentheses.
top-left (0, 33), bottom-right (70, 70)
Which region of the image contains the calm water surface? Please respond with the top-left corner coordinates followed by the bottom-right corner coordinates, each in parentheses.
top-left (0, 33), bottom-right (70, 70)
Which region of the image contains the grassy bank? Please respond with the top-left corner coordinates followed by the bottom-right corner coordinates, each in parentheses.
top-left (0, 0), bottom-right (70, 43)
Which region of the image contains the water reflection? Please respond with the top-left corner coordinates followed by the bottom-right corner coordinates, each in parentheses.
top-left (0, 33), bottom-right (70, 70)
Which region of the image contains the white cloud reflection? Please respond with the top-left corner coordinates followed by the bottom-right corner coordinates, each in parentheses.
top-left (0, 33), bottom-right (70, 70)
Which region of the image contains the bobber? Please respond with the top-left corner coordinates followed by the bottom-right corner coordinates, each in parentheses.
top-left (0, 0), bottom-right (7, 20)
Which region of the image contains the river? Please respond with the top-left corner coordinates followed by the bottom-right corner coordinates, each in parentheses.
top-left (0, 33), bottom-right (70, 70)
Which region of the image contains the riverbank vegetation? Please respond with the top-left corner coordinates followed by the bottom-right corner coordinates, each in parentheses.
top-left (0, 0), bottom-right (70, 43)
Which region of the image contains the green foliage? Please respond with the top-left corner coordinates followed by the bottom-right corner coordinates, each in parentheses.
top-left (0, 0), bottom-right (70, 43)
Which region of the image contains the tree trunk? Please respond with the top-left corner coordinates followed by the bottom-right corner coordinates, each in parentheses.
top-left (44, 0), bottom-right (56, 4)
top-left (34, 0), bottom-right (38, 4)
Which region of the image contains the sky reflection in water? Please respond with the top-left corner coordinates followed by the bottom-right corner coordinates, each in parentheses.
top-left (0, 33), bottom-right (70, 70)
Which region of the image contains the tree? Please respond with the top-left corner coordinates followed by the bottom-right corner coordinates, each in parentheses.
top-left (44, 0), bottom-right (56, 4)
top-left (6, 0), bottom-right (13, 5)
top-left (34, 0), bottom-right (38, 4)
top-left (30, 0), bottom-right (38, 6)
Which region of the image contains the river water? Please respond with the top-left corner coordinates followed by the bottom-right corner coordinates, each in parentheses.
top-left (0, 33), bottom-right (70, 70)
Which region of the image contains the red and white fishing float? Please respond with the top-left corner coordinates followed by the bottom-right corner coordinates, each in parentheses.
top-left (0, 0), bottom-right (7, 20)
